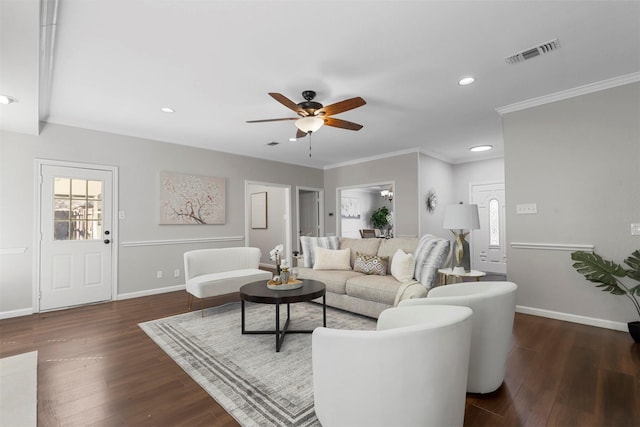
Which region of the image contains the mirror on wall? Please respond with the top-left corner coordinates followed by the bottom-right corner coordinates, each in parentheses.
top-left (338, 182), bottom-right (394, 239)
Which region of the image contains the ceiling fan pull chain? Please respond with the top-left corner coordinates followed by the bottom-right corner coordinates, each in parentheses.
top-left (309, 132), bottom-right (312, 157)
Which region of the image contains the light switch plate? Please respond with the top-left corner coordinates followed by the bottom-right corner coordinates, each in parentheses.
top-left (632, 223), bottom-right (640, 236)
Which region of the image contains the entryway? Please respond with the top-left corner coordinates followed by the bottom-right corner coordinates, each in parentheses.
top-left (36, 161), bottom-right (117, 311)
top-left (471, 182), bottom-right (506, 274)
top-left (296, 187), bottom-right (324, 252)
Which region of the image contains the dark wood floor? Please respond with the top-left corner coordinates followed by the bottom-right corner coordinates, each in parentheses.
top-left (1, 291), bottom-right (638, 427)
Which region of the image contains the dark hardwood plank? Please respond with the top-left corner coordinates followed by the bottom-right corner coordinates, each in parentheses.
top-left (2, 290), bottom-right (639, 426)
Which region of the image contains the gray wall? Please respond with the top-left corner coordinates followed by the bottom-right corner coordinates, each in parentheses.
top-left (452, 157), bottom-right (505, 203)
top-left (323, 152), bottom-right (420, 238)
top-left (419, 153), bottom-right (454, 239)
top-left (503, 82), bottom-right (640, 325)
top-left (0, 123), bottom-right (323, 313)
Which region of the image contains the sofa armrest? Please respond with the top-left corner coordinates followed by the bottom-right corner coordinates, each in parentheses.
top-left (393, 281), bottom-right (427, 306)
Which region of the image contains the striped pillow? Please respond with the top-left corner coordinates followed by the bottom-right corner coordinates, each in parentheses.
top-left (300, 236), bottom-right (340, 268)
top-left (414, 234), bottom-right (450, 289)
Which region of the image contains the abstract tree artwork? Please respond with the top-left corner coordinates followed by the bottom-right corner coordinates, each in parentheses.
top-left (160, 172), bottom-right (225, 224)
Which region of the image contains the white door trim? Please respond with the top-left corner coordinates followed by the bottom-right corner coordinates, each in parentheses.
top-left (33, 159), bottom-right (119, 313)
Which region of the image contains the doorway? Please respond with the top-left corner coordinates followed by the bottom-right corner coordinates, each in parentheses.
top-left (337, 182), bottom-right (394, 238)
top-left (246, 182), bottom-right (291, 268)
top-left (296, 187), bottom-right (323, 252)
top-left (471, 182), bottom-right (506, 274)
top-left (36, 161), bottom-right (117, 311)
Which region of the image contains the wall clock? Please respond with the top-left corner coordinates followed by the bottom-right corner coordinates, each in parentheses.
top-left (425, 188), bottom-right (437, 213)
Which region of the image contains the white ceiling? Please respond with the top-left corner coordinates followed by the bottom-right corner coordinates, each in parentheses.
top-left (2, 0), bottom-right (639, 169)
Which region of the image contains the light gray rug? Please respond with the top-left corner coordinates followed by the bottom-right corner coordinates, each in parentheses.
top-left (139, 302), bottom-right (376, 426)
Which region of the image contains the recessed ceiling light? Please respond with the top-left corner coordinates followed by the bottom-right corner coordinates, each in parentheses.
top-left (289, 137), bottom-right (297, 142)
top-left (458, 77), bottom-right (475, 86)
top-left (0, 94), bottom-right (18, 105)
top-left (470, 145), bottom-right (493, 152)
top-left (160, 107), bottom-right (175, 113)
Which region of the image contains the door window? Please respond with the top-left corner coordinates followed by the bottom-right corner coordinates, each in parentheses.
top-left (489, 198), bottom-right (500, 247)
top-left (53, 178), bottom-right (103, 240)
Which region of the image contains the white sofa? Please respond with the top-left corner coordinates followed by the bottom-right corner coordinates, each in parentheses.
top-left (312, 304), bottom-right (473, 427)
top-left (400, 281), bottom-right (518, 393)
top-left (184, 247), bottom-right (272, 311)
top-left (297, 235), bottom-right (451, 318)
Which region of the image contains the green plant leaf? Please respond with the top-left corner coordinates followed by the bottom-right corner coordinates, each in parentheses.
top-left (624, 249), bottom-right (640, 281)
top-left (571, 251), bottom-right (627, 295)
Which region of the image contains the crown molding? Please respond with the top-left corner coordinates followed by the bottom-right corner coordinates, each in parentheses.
top-left (496, 72), bottom-right (640, 115)
top-left (323, 147), bottom-right (421, 170)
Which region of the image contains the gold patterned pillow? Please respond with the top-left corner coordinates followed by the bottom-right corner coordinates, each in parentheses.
top-left (353, 252), bottom-right (388, 276)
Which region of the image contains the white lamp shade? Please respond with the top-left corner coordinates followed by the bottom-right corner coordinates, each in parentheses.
top-left (443, 204), bottom-right (480, 230)
top-left (295, 116), bottom-right (324, 133)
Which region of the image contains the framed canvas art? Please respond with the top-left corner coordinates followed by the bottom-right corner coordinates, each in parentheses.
top-left (159, 172), bottom-right (225, 224)
top-left (251, 192), bottom-right (267, 229)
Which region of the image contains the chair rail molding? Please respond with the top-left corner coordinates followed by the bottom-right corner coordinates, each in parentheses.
top-left (510, 242), bottom-right (594, 252)
top-left (0, 247), bottom-right (28, 255)
top-left (121, 236), bottom-right (244, 248)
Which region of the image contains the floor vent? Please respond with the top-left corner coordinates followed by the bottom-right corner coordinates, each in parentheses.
top-left (505, 38), bottom-right (560, 64)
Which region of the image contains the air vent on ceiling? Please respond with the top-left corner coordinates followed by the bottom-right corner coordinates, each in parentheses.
top-left (505, 38), bottom-right (560, 65)
top-left (267, 141), bottom-right (279, 146)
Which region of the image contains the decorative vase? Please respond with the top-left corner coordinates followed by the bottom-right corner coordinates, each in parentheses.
top-left (628, 321), bottom-right (640, 343)
top-left (280, 267), bottom-right (290, 284)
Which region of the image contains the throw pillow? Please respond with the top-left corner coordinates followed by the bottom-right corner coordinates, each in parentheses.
top-left (353, 252), bottom-right (388, 276)
top-left (300, 236), bottom-right (340, 268)
top-left (390, 249), bottom-right (416, 283)
top-left (313, 247), bottom-right (352, 270)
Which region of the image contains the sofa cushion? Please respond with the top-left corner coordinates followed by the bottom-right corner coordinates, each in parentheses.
top-left (186, 268), bottom-right (272, 298)
top-left (353, 253), bottom-right (388, 276)
top-left (377, 237), bottom-right (420, 273)
top-left (300, 236), bottom-right (340, 268)
top-left (390, 249), bottom-right (416, 283)
top-left (414, 234), bottom-right (451, 289)
top-left (339, 237), bottom-right (381, 268)
top-left (297, 267), bottom-right (361, 295)
top-left (345, 275), bottom-right (402, 306)
top-left (313, 247), bottom-right (352, 271)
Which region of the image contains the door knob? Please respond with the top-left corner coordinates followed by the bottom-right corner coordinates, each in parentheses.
top-left (104, 239), bottom-right (110, 244)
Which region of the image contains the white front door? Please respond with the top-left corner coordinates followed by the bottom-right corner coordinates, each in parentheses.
top-left (39, 164), bottom-right (114, 311)
top-left (471, 182), bottom-right (506, 274)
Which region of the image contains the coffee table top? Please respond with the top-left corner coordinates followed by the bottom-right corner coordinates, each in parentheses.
top-left (240, 279), bottom-right (326, 304)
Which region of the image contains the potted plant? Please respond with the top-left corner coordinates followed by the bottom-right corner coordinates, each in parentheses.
top-left (370, 206), bottom-right (389, 232)
top-left (571, 250), bottom-right (640, 342)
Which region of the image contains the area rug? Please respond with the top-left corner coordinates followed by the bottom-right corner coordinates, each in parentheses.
top-left (139, 302), bottom-right (376, 426)
top-left (0, 350), bottom-right (38, 427)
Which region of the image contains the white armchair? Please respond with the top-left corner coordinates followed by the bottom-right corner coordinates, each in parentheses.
top-left (312, 305), bottom-right (473, 427)
top-left (400, 281), bottom-right (518, 393)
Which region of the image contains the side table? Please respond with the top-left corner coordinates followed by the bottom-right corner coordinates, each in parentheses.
top-left (437, 268), bottom-right (486, 285)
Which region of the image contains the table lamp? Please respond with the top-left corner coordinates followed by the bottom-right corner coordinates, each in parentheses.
top-left (443, 203), bottom-right (480, 274)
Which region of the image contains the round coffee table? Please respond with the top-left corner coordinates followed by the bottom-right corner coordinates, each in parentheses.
top-left (239, 279), bottom-right (326, 352)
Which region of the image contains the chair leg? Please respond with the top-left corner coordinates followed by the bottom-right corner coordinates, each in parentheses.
top-left (187, 294), bottom-right (193, 311)
top-left (201, 298), bottom-right (205, 318)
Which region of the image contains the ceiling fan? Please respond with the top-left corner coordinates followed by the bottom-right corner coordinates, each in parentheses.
top-left (246, 90), bottom-right (366, 139)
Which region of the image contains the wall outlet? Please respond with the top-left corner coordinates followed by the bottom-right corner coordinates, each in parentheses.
top-left (174, 269), bottom-right (180, 278)
top-left (516, 203), bottom-right (538, 214)
top-left (156, 270), bottom-right (163, 279)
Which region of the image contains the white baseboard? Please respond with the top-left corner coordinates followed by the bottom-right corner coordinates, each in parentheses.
top-left (116, 284), bottom-right (186, 300)
top-left (0, 307), bottom-right (34, 320)
top-left (516, 305), bottom-right (628, 332)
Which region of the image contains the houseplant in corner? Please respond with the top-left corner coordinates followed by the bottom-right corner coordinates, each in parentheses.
top-left (371, 206), bottom-right (390, 236)
top-left (571, 250), bottom-right (640, 342)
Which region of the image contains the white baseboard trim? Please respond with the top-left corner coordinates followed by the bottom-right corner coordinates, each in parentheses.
top-left (516, 305), bottom-right (628, 332)
top-left (0, 307), bottom-right (34, 320)
top-left (117, 284), bottom-right (186, 300)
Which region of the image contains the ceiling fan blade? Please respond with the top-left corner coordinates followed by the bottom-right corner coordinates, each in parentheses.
top-left (318, 97), bottom-right (366, 116)
top-left (269, 93), bottom-right (305, 115)
top-left (324, 117), bottom-right (363, 131)
top-left (296, 129), bottom-right (308, 138)
top-left (246, 117), bottom-right (298, 123)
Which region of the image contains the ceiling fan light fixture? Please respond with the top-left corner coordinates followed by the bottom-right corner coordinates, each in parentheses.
top-left (295, 116), bottom-right (324, 133)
